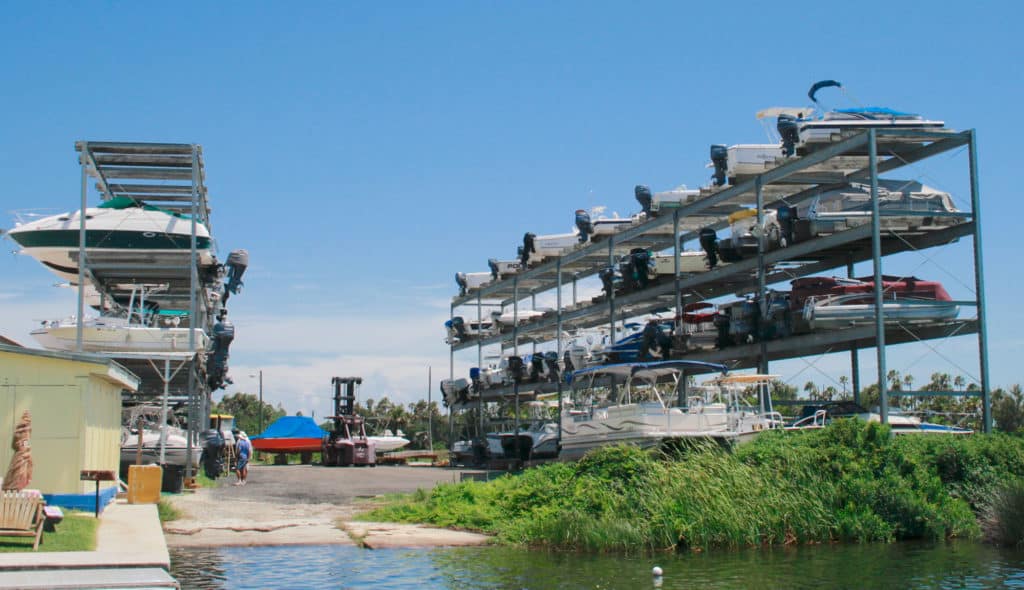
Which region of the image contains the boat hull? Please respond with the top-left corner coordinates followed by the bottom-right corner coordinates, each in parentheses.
top-left (31, 324), bottom-right (208, 353)
top-left (806, 301), bottom-right (960, 330)
top-left (251, 437), bottom-right (323, 453)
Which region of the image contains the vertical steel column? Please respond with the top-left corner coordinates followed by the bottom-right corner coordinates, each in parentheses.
top-left (673, 210), bottom-right (682, 350)
top-left (76, 147), bottom-right (88, 353)
top-left (512, 276), bottom-right (520, 461)
top-left (607, 236), bottom-right (616, 343)
top-left (847, 257), bottom-right (861, 403)
top-left (868, 130), bottom-right (888, 423)
top-left (968, 129), bottom-right (992, 433)
top-left (185, 145), bottom-right (200, 480)
top-left (572, 273), bottom-right (578, 306)
top-left (556, 258), bottom-right (564, 451)
top-left (531, 293), bottom-right (537, 355)
top-left (160, 359), bottom-right (170, 465)
top-left (449, 303), bottom-right (455, 450)
top-left (477, 293), bottom-right (484, 440)
top-left (756, 176), bottom-right (768, 374)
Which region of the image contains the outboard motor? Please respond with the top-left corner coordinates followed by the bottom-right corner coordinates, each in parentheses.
top-left (455, 272), bottom-right (469, 296)
top-left (450, 316), bottom-right (467, 340)
top-left (506, 355), bottom-right (525, 384)
top-left (778, 114), bottom-right (800, 157)
top-left (710, 144), bottom-right (729, 186)
top-left (200, 428), bottom-right (226, 478)
top-left (563, 350), bottom-right (576, 377)
top-left (222, 249), bottom-right (249, 303)
top-left (543, 351), bottom-right (560, 382)
top-left (699, 227), bottom-right (720, 269)
top-left (521, 233), bottom-right (536, 266)
top-left (618, 255), bottom-right (636, 292)
top-left (634, 185), bottom-right (653, 216)
top-left (207, 313), bottom-right (235, 390)
top-left (487, 258), bottom-right (500, 280)
top-left (599, 266), bottom-right (617, 296)
top-left (529, 355), bottom-right (546, 382)
top-left (574, 209), bottom-right (594, 243)
top-left (630, 248), bottom-right (651, 290)
top-left (777, 206), bottom-right (797, 247)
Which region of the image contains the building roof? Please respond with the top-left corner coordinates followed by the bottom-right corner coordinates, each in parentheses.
top-left (0, 344), bottom-right (140, 391)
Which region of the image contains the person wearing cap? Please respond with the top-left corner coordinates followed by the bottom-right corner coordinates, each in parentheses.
top-left (232, 429), bottom-right (251, 486)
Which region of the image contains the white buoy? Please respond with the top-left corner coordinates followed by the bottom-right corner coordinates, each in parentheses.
top-left (652, 566), bottom-right (663, 577)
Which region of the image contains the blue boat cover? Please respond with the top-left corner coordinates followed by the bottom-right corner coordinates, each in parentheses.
top-left (250, 416), bottom-right (326, 440)
top-left (835, 107), bottom-right (917, 117)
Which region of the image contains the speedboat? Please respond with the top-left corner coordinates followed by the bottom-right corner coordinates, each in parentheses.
top-left (520, 230), bottom-right (579, 266)
top-left (575, 207), bottom-right (645, 243)
top-left (788, 401), bottom-right (973, 435)
top-left (792, 180), bottom-right (963, 241)
top-left (7, 197), bottom-right (214, 283)
top-left (445, 315), bottom-right (497, 343)
top-left (440, 377), bottom-right (473, 406)
top-left (709, 143), bottom-right (784, 186)
top-left (487, 258), bottom-right (525, 280)
top-left (635, 185), bottom-right (702, 216)
top-left (120, 406), bottom-right (201, 469)
top-left (775, 80), bottom-right (945, 156)
top-left (792, 275), bottom-right (958, 330)
top-left (31, 315), bottom-right (208, 353)
top-left (492, 308), bottom-right (546, 328)
top-left (369, 430), bottom-right (412, 452)
top-left (455, 271), bottom-right (492, 296)
top-left (559, 362), bottom-right (777, 460)
top-left (499, 402), bottom-right (560, 461)
top-left (715, 209), bottom-right (784, 262)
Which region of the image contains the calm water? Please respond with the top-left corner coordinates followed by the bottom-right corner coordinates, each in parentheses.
top-left (171, 542), bottom-right (1024, 589)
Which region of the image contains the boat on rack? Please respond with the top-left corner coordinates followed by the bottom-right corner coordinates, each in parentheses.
top-left (31, 284), bottom-right (208, 353)
top-left (559, 361), bottom-right (778, 460)
top-left (455, 271), bottom-right (492, 296)
top-left (487, 258), bottom-right (525, 280)
top-left (7, 197), bottom-right (214, 283)
top-left (574, 207), bottom-right (645, 243)
top-left (634, 185), bottom-right (702, 216)
top-left (499, 402), bottom-right (560, 462)
top-left (774, 80), bottom-right (946, 156)
top-left (445, 315), bottom-right (497, 343)
top-left (792, 275), bottom-right (959, 330)
top-left (520, 230), bottom-right (579, 266)
top-left (120, 406), bottom-right (201, 469)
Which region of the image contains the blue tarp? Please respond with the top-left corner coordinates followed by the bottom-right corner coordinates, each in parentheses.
top-left (250, 416), bottom-right (326, 440)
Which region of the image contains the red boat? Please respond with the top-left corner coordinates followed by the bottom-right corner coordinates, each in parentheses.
top-left (790, 275), bottom-right (952, 310)
top-left (250, 416), bottom-right (325, 454)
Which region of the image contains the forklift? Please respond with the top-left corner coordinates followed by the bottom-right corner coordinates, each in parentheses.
top-left (321, 377), bottom-right (377, 467)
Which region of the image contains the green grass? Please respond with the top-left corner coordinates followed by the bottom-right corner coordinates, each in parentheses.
top-left (363, 421), bottom-right (1024, 553)
top-left (157, 499), bottom-right (182, 523)
top-left (193, 472), bottom-right (219, 488)
top-left (0, 511), bottom-right (97, 552)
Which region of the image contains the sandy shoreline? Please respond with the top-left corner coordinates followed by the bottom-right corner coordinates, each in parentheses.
top-left (162, 464), bottom-right (492, 549)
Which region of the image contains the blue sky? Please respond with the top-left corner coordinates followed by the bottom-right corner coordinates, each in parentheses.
top-left (1, 2), bottom-right (1020, 417)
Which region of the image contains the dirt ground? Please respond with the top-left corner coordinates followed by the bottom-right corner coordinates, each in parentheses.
top-left (163, 464), bottom-right (494, 548)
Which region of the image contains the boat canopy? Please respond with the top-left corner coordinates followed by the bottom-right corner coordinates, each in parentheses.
top-left (98, 195), bottom-right (194, 220)
top-left (833, 106), bottom-right (918, 118)
top-left (705, 374), bottom-right (780, 386)
top-left (809, 79), bottom-right (842, 103)
top-left (570, 360), bottom-right (727, 384)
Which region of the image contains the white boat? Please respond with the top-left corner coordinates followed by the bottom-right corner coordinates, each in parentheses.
top-left (492, 308), bottom-right (546, 328)
top-left (31, 315), bottom-right (208, 353)
top-left (775, 80), bottom-right (945, 156)
top-left (520, 230), bottom-right (579, 266)
top-left (445, 315), bottom-right (497, 343)
top-left (803, 294), bottom-right (960, 330)
top-left (31, 284), bottom-right (207, 353)
top-left (716, 208), bottom-right (784, 262)
top-left (635, 185), bottom-right (702, 216)
top-left (575, 207), bottom-right (646, 243)
top-left (121, 407), bottom-right (201, 469)
top-left (7, 198), bottom-right (214, 283)
top-left (788, 402), bottom-right (972, 435)
top-left (487, 258), bottom-right (525, 279)
top-left (455, 271), bottom-right (492, 296)
top-left (369, 430), bottom-right (411, 452)
top-left (440, 377), bottom-right (473, 406)
top-left (559, 362), bottom-right (779, 460)
top-left (499, 401), bottom-right (560, 461)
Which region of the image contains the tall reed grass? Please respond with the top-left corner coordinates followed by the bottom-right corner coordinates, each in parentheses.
top-left (364, 420), bottom-right (1024, 552)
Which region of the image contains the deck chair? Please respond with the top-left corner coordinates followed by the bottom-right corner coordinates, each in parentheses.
top-left (0, 491), bottom-right (45, 550)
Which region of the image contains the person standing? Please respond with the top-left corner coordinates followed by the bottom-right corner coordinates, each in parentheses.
top-left (233, 429), bottom-right (251, 486)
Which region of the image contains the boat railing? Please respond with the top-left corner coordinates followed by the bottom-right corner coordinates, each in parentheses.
top-left (785, 409), bottom-right (828, 430)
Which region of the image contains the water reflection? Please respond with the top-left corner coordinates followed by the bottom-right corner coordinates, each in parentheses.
top-left (171, 542), bottom-right (1024, 589)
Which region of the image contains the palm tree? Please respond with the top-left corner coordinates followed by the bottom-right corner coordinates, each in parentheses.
top-left (804, 381), bottom-right (819, 399)
top-left (839, 375), bottom-right (849, 395)
top-left (903, 374), bottom-right (916, 410)
top-left (954, 375), bottom-right (966, 391)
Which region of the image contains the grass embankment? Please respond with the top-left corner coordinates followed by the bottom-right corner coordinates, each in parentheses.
top-left (0, 511), bottom-right (97, 552)
top-left (363, 420), bottom-right (1024, 552)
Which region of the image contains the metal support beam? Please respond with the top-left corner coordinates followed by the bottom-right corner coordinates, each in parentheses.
top-left (968, 130), bottom-right (992, 433)
top-left (848, 257), bottom-right (861, 404)
top-left (756, 176), bottom-right (768, 374)
top-left (869, 130), bottom-right (888, 423)
top-left (673, 210), bottom-right (683, 348)
top-left (608, 236), bottom-right (616, 344)
top-left (556, 258), bottom-right (564, 452)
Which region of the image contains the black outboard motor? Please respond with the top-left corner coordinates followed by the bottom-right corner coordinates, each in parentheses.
top-left (455, 272), bottom-right (469, 296)
top-left (710, 144), bottom-right (729, 186)
top-left (543, 351), bottom-right (560, 382)
top-left (618, 255), bottom-right (637, 292)
top-left (574, 209), bottom-right (594, 243)
top-left (599, 266), bottom-right (617, 296)
top-left (207, 313), bottom-right (235, 390)
top-left (506, 355), bottom-right (525, 384)
top-left (640, 321), bottom-right (660, 361)
top-left (450, 316), bottom-right (467, 340)
top-left (777, 206), bottom-right (797, 247)
top-left (630, 248), bottom-right (651, 290)
top-left (634, 185), bottom-right (653, 216)
top-left (529, 355), bottom-right (546, 382)
top-left (699, 227), bottom-right (720, 269)
top-left (521, 233), bottom-right (536, 266)
top-left (201, 429), bottom-right (226, 478)
top-left (778, 114), bottom-right (800, 157)
top-left (487, 258), bottom-right (500, 280)
top-left (222, 249), bottom-right (249, 303)
top-left (563, 350), bottom-right (576, 375)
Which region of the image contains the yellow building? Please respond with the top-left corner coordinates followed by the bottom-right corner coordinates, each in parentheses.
top-left (0, 343), bottom-right (139, 505)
